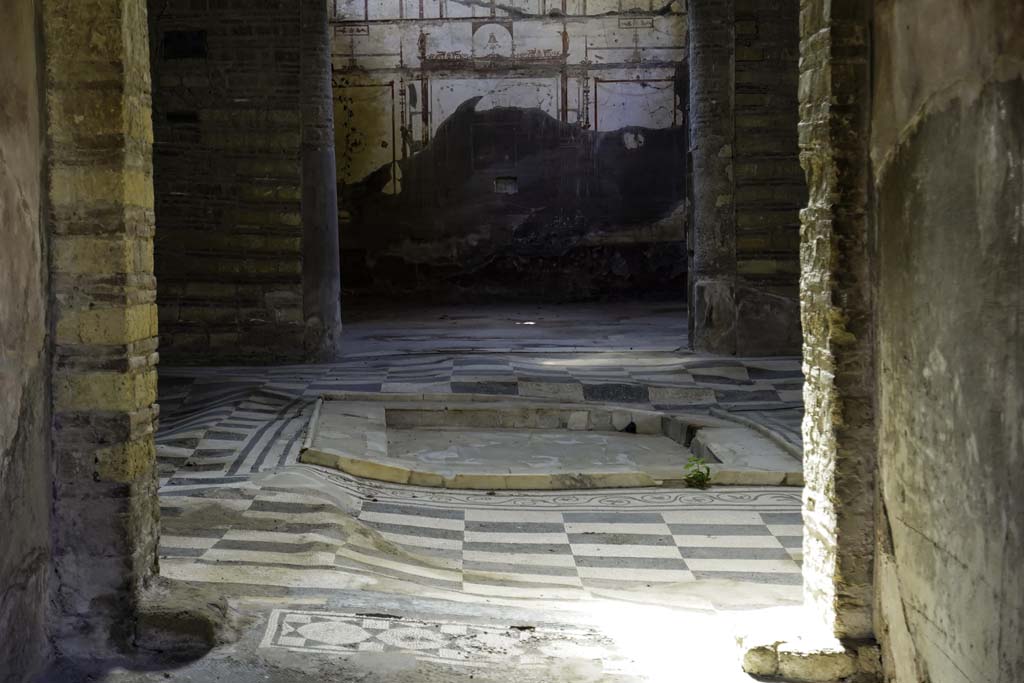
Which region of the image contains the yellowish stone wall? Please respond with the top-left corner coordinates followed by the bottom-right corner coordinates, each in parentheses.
top-left (43, 0), bottom-right (161, 655)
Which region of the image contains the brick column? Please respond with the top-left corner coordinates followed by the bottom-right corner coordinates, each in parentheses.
top-left (732, 0), bottom-right (804, 356)
top-left (301, 0), bottom-right (343, 360)
top-left (797, 0), bottom-right (876, 639)
top-left (44, 0), bottom-right (161, 653)
top-left (688, 0), bottom-right (738, 354)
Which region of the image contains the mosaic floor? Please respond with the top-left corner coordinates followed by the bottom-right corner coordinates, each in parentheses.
top-left (159, 465), bottom-right (803, 600)
top-left (156, 350), bottom-right (803, 487)
top-left (140, 305), bottom-right (809, 680)
top-left (156, 355), bottom-right (804, 599)
top-left (260, 608), bottom-right (618, 668)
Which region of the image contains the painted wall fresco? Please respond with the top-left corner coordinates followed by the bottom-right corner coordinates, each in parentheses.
top-left (330, 0), bottom-right (687, 301)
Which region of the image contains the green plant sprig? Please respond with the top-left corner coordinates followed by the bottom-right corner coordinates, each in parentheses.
top-left (683, 455), bottom-right (712, 489)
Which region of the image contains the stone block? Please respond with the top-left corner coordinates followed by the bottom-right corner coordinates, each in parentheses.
top-left (55, 369), bottom-right (157, 413)
top-left (300, 448), bottom-right (412, 485)
top-left (407, 470), bottom-right (445, 488)
top-left (47, 89), bottom-right (124, 143)
top-left (535, 409), bottom-right (561, 429)
top-left (57, 304), bottom-right (158, 345)
top-left (611, 410), bottom-right (633, 431)
top-left (589, 410), bottom-right (613, 431)
top-left (95, 436), bottom-right (157, 483)
top-left (53, 235), bottom-right (133, 274)
top-left (567, 411), bottom-right (589, 430)
top-left (777, 643), bottom-right (859, 682)
top-left (742, 644), bottom-right (779, 676)
top-left (737, 233), bottom-right (771, 251)
top-left (856, 643), bottom-right (881, 675)
top-left (46, 16), bottom-right (122, 67)
top-left (135, 577), bottom-right (239, 657)
top-left (736, 46), bottom-right (764, 61)
top-left (631, 412), bottom-right (662, 434)
top-left (177, 305), bottom-right (239, 325)
top-left (737, 258), bottom-right (779, 276)
top-left (184, 282), bottom-right (237, 299)
top-left (52, 554), bottom-right (139, 620)
top-left (49, 165), bottom-right (152, 208)
top-left (446, 473), bottom-right (508, 490)
top-left (711, 467), bottom-right (786, 486)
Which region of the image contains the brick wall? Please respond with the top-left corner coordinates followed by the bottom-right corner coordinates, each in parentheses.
top-left (300, 0), bottom-right (343, 359)
top-left (733, 0), bottom-right (804, 354)
top-left (149, 1), bottom-right (307, 363)
top-left (688, 0), bottom-right (803, 355)
top-left (688, 0), bottom-right (738, 353)
top-left (797, 0), bottom-right (876, 640)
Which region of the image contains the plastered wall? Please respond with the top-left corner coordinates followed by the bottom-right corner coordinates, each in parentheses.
top-left (0, 0), bottom-right (51, 679)
top-left (330, 0), bottom-right (689, 301)
top-left (872, 2), bottom-right (1024, 681)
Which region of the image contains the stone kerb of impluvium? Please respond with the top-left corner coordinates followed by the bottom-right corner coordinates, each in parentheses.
top-left (298, 393), bottom-right (803, 490)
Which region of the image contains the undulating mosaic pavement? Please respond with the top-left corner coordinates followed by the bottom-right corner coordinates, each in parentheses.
top-left (160, 465), bottom-right (802, 599)
top-left (157, 351), bottom-right (804, 486)
top-left (156, 349), bottom-right (804, 601)
top-left (150, 307), bottom-right (807, 678)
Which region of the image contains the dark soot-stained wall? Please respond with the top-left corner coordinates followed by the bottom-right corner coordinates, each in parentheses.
top-left (149, 0), bottom-right (342, 363)
top-left (342, 99), bottom-right (687, 300)
top-left (149, 1), bottom-right (306, 361)
top-left (732, 0), bottom-right (803, 353)
top-left (331, 2), bottom-right (689, 301)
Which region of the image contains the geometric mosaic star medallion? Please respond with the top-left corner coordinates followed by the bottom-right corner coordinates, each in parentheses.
top-left (260, 609), bottom-right (615, 669)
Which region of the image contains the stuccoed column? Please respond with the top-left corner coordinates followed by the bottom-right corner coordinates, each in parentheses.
top-left (301, 0), bottom-right (344, 360)
top-left (688, 0), bottom-right (738, 354)
top-left (44, 0), bottom-right (161, 654)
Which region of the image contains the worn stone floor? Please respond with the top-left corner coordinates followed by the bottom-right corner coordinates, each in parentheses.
top-left (70, 303), bottom-right (808, 682)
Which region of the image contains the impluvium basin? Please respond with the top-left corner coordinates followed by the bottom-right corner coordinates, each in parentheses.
top-left (299, 393), bottom-right (802, 490)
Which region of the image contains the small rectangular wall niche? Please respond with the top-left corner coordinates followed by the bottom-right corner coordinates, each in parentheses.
top-left (493, 176), bottom-right (518, 194)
